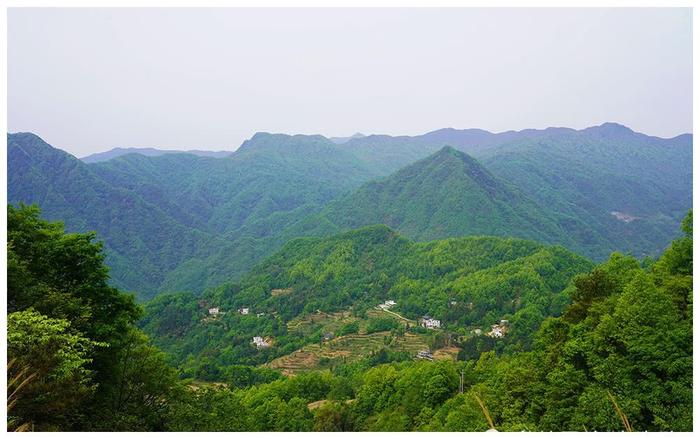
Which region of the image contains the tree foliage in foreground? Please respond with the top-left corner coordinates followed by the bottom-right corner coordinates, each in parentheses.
top-left (7, 204), bottom-right (178, 431)
top-left (6, 205), bottom-right (692, 431)
top-left (158, 210), bottom-right (692, 432)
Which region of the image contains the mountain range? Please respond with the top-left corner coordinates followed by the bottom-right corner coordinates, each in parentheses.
top-left (294, 146), bottom-right (571, 245)
top-left (7, 123), bottom-right (692, 299)
top-left (81, 147), bottom-right (233, 163)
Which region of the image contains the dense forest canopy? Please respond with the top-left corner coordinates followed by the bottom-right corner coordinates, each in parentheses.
top-left (7, 132), bottom-right (378, 297)
top-left (6, 122), bottom-right (693, 432)
top-left (7, 204), bottom-right (692, 431)
top-left (139, 224), bottom-right (592, 375)
top-left (293, 146), bottom-right (582, 249)
top-left (8, 124), bottom-right (691, 298)
top-left (7, 204), bottom-right (174, 430)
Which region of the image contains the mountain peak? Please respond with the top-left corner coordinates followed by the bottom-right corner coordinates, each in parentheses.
top-left (429, 144), bottom-right (485, 172)
top-left (329, 132), bottom-right (367, 144)
top-left (239, 132), bottom-right (333, 152)
top-left (8, 132), bottom-right (79, 161)
top-left (599, 121), bottom-right (632, 130)
top-left (424, 127), bottom-right (493, 136)
top-left (436, 144), bottom-right (459, 154)
top-left (9, 132), bottom-right (56, 151)
top-left (8, 131), bottom-right (46, 143)
top-left (319, 140), bottom-right (553, 242)
top-left (586, 122), bottom-right (634, 137)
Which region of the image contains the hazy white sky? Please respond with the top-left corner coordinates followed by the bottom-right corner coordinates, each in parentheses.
top-left (8, 7), bottom-right (693, 157)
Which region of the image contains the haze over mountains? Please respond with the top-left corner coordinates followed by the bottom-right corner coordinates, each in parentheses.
top-left (7, 123), bottom-right (692, 299)
top-left (329, 132), bottom-right (366, 144)
top-left (81, 147), bottom-right (233, 163)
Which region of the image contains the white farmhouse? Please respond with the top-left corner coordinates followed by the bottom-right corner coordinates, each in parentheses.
top-left (378, 300), bottom-right (397, 310)
top-left (487, 321), bottom-right (509, 338)
top-left (239, 307), bottom-right (250, 315)
top-left (208, 307), bottom-right (220, 316)
top-left (417, 350), bottom-right (434, 360)
top-left (421, 315), bottom-right (441, 329)
top-left (252, 336), bottom-right (270, 348)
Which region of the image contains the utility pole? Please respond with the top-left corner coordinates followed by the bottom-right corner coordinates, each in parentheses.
top-left (459, 370), bottom-right (464, 394)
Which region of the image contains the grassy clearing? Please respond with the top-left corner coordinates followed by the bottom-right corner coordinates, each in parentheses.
top-left (270, 288), bottom-right (293, 297)
top-left (433, 346), bottom-right (461, 361)
top-left (286, 311), bottom-right (357, 336)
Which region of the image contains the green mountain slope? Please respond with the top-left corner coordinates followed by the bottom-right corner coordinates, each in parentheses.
top-left (90, 133), bottom-right (376, 236)
top-left (7, 132), bottom-right (221, 297)
top-left (8, 123), bottom-right (691, 297)
top-left (340, 126), bottom-right (573, 175)
top-left (8, 132), bottom-right (379, 298)
top-left (310, 146), bottom-right (571, 245)
top-left (334, 123), bottom-right (691, 259)
top-left (141, 225), bottom-right (593, 371)
top-left (481, 123), bottom-right (692, 259)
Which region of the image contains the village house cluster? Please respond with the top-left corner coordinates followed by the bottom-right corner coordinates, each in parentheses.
top-left (206, 305), bottom-right (269, 321)
top-left (376, 300), bottom-right (443, 329)
top-left (421, 315), bottom-right (441, 329)
top-left (240, 307), bottom-right (266, 317)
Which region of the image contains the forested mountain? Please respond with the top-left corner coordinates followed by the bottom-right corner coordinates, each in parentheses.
top-left (8, 132), bottom-right (379, 298)
top-left (141, 224), bottom-right (592, 378)
top-left (90, 132), bottom-right (376, 236)
top-left (328, 213), bottom-right (691, 432)
top-left (81, 147), bottom-right (232, 163)
top-left (480, 123), bottom-right (692, 259)
top-left (339, 126), bottom-right (570, 174)
top-left (338, 124), bottom-right (691, 257)
top-left (7, 204), bottom-right (693, 432)
top-left (5, 6), bottom-right (692, 430)
top-left (8, 132), bottom-right (219, 298)
top-left (299, 146), bottom-right (574, 246)
top-left (8, 123), bottom-right (692, 298)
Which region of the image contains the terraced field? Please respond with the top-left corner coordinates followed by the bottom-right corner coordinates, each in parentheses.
top-left (268, 331), bottom-right (433, 375)
top-left (286, 308), bottom-right (412, 338)
top-left (270, 307), bottom-right (459, 375)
